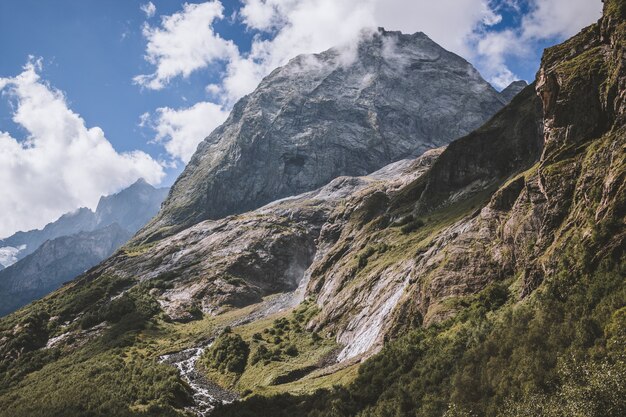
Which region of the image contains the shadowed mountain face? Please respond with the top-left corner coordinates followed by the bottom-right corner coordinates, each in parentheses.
top-left (133, 29), bottom-right (518, 244)
top-left (95, 178), bottom-right (170, 233)
top-left (499, 80), bottom-right (528, 102)
top-left (0, 225), bottom-right (132, 316)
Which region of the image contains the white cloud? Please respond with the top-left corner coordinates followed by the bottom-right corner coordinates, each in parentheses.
top-left (140, 1), bottom-right (157, 18)
top-left (240, 0), bottom-right (283, 31)
top-left (153, 101), bottom-right (229, 163)
top-left (134, 1), bottom-right (238, 90)
top-left (138, 0), bottom-right (505, 103)
top-left (471, 0), bottom-right (602, 88)
top-left (0, 59), bottom-right (165, 238)
top-left (521, 0), bottom-right (602, 40)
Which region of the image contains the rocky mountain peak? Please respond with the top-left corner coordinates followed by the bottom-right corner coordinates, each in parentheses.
top-left (500, 80), bottom-right (528, 101)
top-left (133, 30), bottom-right (515, 244)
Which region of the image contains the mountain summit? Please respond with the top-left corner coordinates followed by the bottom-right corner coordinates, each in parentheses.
top-left (134, 30), bottom-right (515, 243)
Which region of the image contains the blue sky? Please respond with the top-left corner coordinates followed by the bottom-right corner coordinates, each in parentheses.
top-left (0, 0), bottom-right (603, 237)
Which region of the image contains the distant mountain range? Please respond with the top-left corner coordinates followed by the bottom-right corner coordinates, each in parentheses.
top-left (0, 179), bottom-right (169, 315)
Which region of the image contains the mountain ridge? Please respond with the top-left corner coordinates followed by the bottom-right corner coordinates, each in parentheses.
top-left (0, 180), bottom-right (169, 316)
top-left (0, 179), bottom-right (169, 269)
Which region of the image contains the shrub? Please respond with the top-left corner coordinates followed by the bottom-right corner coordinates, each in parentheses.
top-left (204, 332), bottom-right (249, 374)
top-left (400, 218), bottom-right (425, 234)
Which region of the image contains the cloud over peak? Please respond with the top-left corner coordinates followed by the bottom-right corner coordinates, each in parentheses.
top-left (136, 0), bottom-right (602, 162)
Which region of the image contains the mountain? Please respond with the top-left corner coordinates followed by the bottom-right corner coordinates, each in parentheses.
top-left (0, 179), bottom-right (168, 269)
top-left (0, 208), bottom-right (97, 269)
top-left (95, 178), bottom-right (170, 233)
top-left (0, 225), bottom-right (132, 316)
top-left (133, 28), bottom-right (517, 244)
top-left (0, 2), bottom-right (623, 417)
top-left (499, 79), bottom-right (528, 102)
top-left (0, 180), bottom-right (169, 316)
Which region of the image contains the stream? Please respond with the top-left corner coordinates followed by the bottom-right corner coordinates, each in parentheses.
top-left (159, 344), bottom-right (239, 416)
top-left (159, 289), bottom-right (305, 416)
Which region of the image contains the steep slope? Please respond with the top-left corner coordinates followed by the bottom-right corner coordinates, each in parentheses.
top-left (0, 225), bottom-right (132, 316)
top-left (213, 1), bottom-right (625, 415)
top-left (0, 150), bottom-right (443, 417)
top-left (95, 178), bottom-right (170, 233)
top-left (134, 28), bottom-right (514, 244)
top-left (499, 80), bottom-right (528, 102)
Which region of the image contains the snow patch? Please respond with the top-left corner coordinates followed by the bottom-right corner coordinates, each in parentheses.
top-left (0, 244), bottom-right (26, 268)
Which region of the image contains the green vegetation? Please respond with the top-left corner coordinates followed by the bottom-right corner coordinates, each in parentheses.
top-left (198, 299), bottom-right (341, 394)
top-left (204, 329), bottom-right (250, 375)
top-left (213, 75), bottom-right (626, 415)
top-left (0, 348), bottom-right (190, 417)
top-left (0, 5), bottom-right (623, 416)
top-left (399, 217), bottom-right (425, 234)
top-left (215, 252), bottom-right (625, 417)
top-left (606, 0), bottom-right (626, 19)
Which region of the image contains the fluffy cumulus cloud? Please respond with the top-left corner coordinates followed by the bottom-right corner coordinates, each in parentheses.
top-left (0, 59), bottom-right (164, 238)
top-left (134, 1), bottom-right (238, 90)
top-left (521, 0), bottom-right (602, 39)
top-left (471, 0), bottom-right (603, 88)
top-left (137, 0), bottom-right (603, 160)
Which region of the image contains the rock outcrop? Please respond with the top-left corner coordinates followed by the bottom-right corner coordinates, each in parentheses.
top-left (66, 150), bottom-right (441, 322)
top-left (0, 3), bottom-right (623, 416)
top-left (499, 80), bottom-right (528, 102)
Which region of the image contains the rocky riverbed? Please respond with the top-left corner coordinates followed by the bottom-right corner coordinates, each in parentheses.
top-left (160, 343), bottom-right (239, 416)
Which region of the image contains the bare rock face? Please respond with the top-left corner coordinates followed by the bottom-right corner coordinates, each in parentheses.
top-left (304, 3), bottom-right (625, 361)
top-left (499, 80), bottom-right (528, 102)
top-left (135, 29), bottom-right (514, 244)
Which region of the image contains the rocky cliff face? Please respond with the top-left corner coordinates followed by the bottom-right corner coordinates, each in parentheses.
top-left (134, 29), bottom-right (516, 244)
top-left (304, 0), bottom-right (625, 361)
top-left (62, 150), bottom-right (440, 323)
top-left (95, 178), bottom-right (170, 233)
top-left (0, 3), bottom-right (623, 416)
